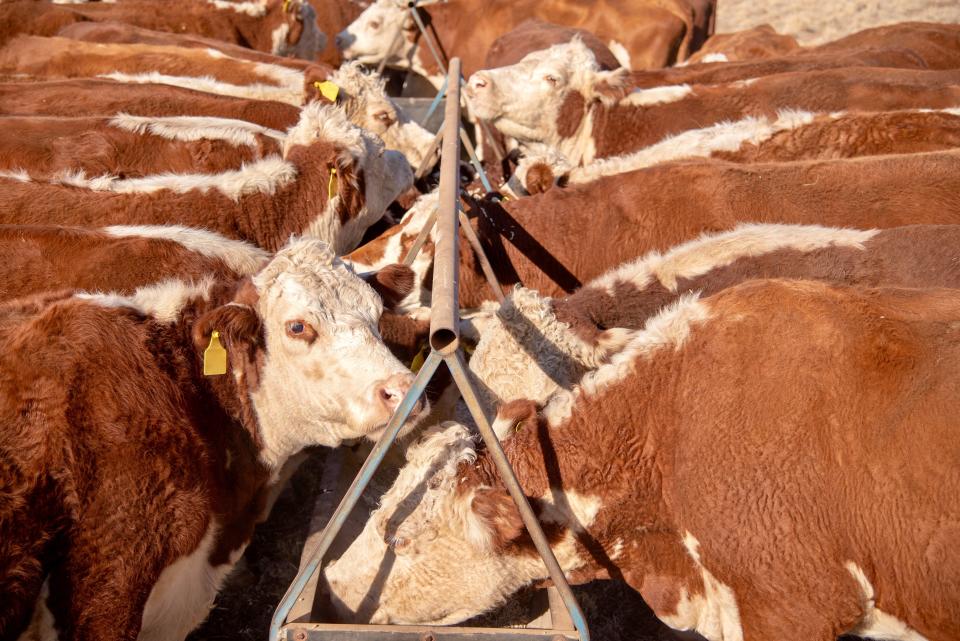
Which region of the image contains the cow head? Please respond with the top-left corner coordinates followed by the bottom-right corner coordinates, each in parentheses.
top-left (466, 39), bottom-right (628, 151)
top-left (269, 0), bottom-right (327, 60)
top-left (331, 62), bottom-right (438, 170)
top-left (195, 238), bottom-right (426, 469)
top-left (335, 0), bottom-right (413, 68)
top-left (323, 421), bottom-right (547, 624)
top-left (283, 103), bottom-right (413, 254)
top-left (508, 144), bottom-right (573, 196)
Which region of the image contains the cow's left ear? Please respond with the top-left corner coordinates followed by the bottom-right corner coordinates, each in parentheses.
top-left (590, 68), bottom-right (630, 102)
top-left (193, 280), bottom-right (265, 385)
top-left (331, 153), bottom-right (366, 223)
top-left (363, 263), bottom-right (415, 309)
top-left (468, 487), bottom-right (526, 551)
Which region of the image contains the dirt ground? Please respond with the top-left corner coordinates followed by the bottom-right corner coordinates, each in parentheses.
top-left (717, 0), bottom-right (960, 45)
top-left (189, 2), bottom-right (960, 640)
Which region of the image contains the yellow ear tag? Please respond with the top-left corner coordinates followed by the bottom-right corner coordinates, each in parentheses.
top-left (203, 330), bottom-right (228, 376)
top-left (328, 167), bottom-right (338, 200)
top-left (408, 341), bottom-right (429, 373)
top-left (282, 0), bottom-right (292, 11)
top-left (315, 80), bottom-right (340, 103)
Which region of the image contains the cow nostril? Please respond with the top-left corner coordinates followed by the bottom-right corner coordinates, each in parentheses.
top-left (379, 388), bottom-right (395, 403)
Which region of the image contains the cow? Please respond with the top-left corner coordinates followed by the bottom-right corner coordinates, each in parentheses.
top-left (462, 223), bottom-right (960, 416)
top-left (511, 107), bottom-right (960, 195)
top-left (0, 237), bottom-right (427, 641)
top-left (0, 104), bottom-right (413, 254)
top-left (0, 114), bottom-right (284, 179)
top-left (0, 0), bottom-right (325, 60)
top-left (0, 35), bottom-right (330, 106)
top-left (322, 278), bottom-right (960, 641)
top-left (685, 23), bottom-right (800, 63)
top-left (816, 21), bottom-right (960, 70)
top-left (348, 150), bottom-right (960, 310)
top-left (465, 39), bottom-right (960, 166)
top-left (335, 0), bottom-right (715, 89)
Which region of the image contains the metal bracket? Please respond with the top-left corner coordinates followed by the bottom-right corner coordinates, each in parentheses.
top-left (271, 59), bottom-right (589, 641)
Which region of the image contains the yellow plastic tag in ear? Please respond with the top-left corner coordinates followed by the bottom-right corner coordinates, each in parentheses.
top-left (328, 167), bottom-right (338, 200)
top-left (315, 80), bottom-right (340, 103)
top-left (203, 330), bottom-right (228, 376)
top-left (282, 0), bottom-right (293, 12)
top-left (408, 342), bottom-right (429, 373)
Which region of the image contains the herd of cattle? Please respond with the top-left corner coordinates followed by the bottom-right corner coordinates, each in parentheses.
top-left (0, 1), bottom-right (957, 641)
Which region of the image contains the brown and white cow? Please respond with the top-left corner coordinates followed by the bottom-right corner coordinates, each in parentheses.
top-left (511, 107), bottom-right (960, 195)
top-left (0, 0), bottom-right (325, 60)
top-left (685, 23), bottom-right (800, 63)
top-left (466, 39), bottom-right (960, 166)
top-left (0, 237), bottom-right (426, 641)
top-left (0, 104), bottom-right (413, 253)
top-left (335, 0), bottom-right (714, 89)
top-left (324, 278), bottom-right (960, 641)
top-left (462, 223), bottom-right (960, 415)
top-left (349, 150), bottom-right (960, 309)
top-left (0, 35), bottom-right (330, 106)
top-left (0, 114), bottom-right (284, 179)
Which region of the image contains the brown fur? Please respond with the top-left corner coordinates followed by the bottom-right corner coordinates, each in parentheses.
top-left (373, 0), bottom-right (714, 79)
top-left (0, 35), bottom-right (333, 102)
top-left (305, 0), bottom-right (364, 66)
top-left (553, 224), bottom-right (960, 345)
top-left (0, 0), bottom-right (311, 56)
top-left (484, 19), bottom-right (622, 71)
top-left (0, 115), bottom-right (281, 179)
top-left (686, 23), bottom-right (799, 63)
top-left (461, 279), bottom-right (960, 641)
top-left (0, 78), bottom-right (300, 130)
top-left (816, 21), bottom-right (960, 69)
top-left (457, 150), bottom-right (960, 306)
top-left (0, 140), bottom-right (365, 253)
top-left (583, 67), bottom-right (960, 160)
top-left (0, 280), bottom-right (271, 640)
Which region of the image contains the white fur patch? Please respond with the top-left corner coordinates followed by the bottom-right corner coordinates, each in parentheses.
top-left (138, 522), bottom-right (245, 641)
top-left (98, 71), bottom-right (304, 106)
top-left (77, 277), bottom-right (215, 323)
top-left (668, 532), bottom-right (743, 641)
top-left (271, 23), bottom-right (291, 56)
top-left (16, 580), bottom-right (56, 641)
top-left (588, 223), bottom-right (879, 295)
top-left (541, 294), bottom-right (709, 428)
top-left (621, 84), bottom-right (693, 106)
top-left (844, 562), bottom-right (929, 641)
top-left (0, 169), bottom-right (31, 183)
top-left (49, 156), bottom-right (297, 202)
top-left (607, 40), bottom-right (632, 70)
top-left (109, 113), bottom-right (285, 149)
top-left (207, 0), bottom-right (267, 17)
top-left (103, 224), bottom-right (269, 276)
top-left (699, 53), bottom-right (729, 64)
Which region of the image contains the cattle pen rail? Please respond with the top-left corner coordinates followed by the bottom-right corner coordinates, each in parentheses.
top-left (270, 59), bottom-right (590, 641)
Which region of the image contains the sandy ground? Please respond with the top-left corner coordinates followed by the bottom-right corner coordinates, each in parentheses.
top-left (717, 0), bottom-right (960, 45)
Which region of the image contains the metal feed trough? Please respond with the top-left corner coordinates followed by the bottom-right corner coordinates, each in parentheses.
top-left (270, 60), bottom-right (590, 641)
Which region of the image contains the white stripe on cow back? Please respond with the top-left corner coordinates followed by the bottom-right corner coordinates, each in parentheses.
top-left (76, 277), bottom-right (216, 323)
top-left (108, 113), bottom-right (286, 149)
top-left (844, 562), bottom-right (929, 641)
top-left (661, 532), bottom-right (743, 641)
top-left (621, 84), bottom-right (693, 107)
top-left (542, 293), bottom-right (710, 429)
top-left (97, 71), bottom-right (304, 106)
top-left (588, 223), bottom-right (879, 296)
top-left (103, 225), bottom-right (270, 276)
top-left (207, 0), bottom-right (268, 17)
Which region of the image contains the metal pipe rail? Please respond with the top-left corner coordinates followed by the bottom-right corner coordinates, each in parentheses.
top-left (270, 59), bottom-right (590, 641)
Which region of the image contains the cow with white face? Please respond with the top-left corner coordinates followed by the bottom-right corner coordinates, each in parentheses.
top-left (0, 237), bottom-right (426, 641)
top-left (466, 38), bottom-right (626, 164)
top-left (332, 61), bottom-right (438, 170)
top-left (335, 0), bottom-right (414, 72)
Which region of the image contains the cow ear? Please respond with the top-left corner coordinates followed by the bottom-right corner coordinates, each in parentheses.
top-left (332, 154), bottom-right (367, 224)
top-left (469, 487), bottom-right (526, 550)
top-left (524, 162), bottom-right (556, 195)
top-left (591, 68), bottom-right (630, 102)
top-left (364, 263), bottom-right (415, 309)
top-left (192, 280), bottom-right (264, 384)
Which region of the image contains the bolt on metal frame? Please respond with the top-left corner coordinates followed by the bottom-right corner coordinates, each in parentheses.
top-left (270, 59), bottom-right (590, 641)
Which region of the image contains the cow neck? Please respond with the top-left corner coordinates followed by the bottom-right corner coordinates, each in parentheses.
top-left (588, 100), bottom-right (659, 160)
top-left (407, 6), bottom-right (450, 89)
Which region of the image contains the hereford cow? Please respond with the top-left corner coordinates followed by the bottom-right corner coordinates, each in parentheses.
top-left (335, 0), bottom-right (715, 89)
top-left (322, 279), bottom-right (960, 641)
top-left (349, 149), bottom-right (960, 309)
top-left (0, 114), bottom-right (284, 179)
top-left (0, 104), bottom-right (413, 253)
top-left (816, 21), bottom-right (960, 69)
top-left (0, 237), bottom-right (426, 641)
top-left (0, 0), bottom-right (325, 60)
top-left (0, 35), bottom-right (330, 106)
top-left (466, 39), bottom-right (960, 165)
top-left (511, 107), bottom-right (960, 195)
top-left (685, 23), bottom-right (800, 63)
top-left (462, 223), bottom-right (960, 415)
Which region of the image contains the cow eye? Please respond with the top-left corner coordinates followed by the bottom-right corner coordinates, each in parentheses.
top-left (285, 319), bottom-right (316, 342)
top-left (374, 110), bottom-right (393, 123)
top-left (544, 75), bottom-right (560, 86)
top-left (369, 19), bottom-right (381, 30)
top-left (289, 321), bottom-right (304, 334)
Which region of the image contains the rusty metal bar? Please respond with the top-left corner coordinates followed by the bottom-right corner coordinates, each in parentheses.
top-left (428, 58), bottom-right (462, 355)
